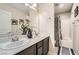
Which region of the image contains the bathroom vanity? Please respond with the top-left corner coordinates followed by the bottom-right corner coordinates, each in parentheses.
top-left (0, 34), bottom-right (49, 55)
top-left (16, 36), bottom-right (49, 55)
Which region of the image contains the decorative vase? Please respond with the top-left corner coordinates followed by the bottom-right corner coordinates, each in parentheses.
top-left (27, 28), bottom-right (32, 38)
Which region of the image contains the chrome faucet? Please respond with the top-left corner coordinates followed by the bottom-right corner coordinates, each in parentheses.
top-left (12, 36), bottom-right (19, 42)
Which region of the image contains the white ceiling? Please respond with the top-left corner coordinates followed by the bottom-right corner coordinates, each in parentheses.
top-left (7, 3), bottom-right (29, 14)
top-left (55, 3), bottom-right (73, 14)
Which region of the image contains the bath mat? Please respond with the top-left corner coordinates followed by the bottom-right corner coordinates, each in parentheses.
top-left (61, 47), bottom-right (70, 55)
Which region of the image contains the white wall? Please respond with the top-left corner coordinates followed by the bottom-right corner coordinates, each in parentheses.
top-left (71, 3), bottom-right (79, 41)
top-left (0, 4), bottom-right (27, 34)
top-left (70, 4), bottom-right (79, 41)
top-left (71, 3), bottom-right (79, 54)
top-left (38, 3), bottom-right (55, 54)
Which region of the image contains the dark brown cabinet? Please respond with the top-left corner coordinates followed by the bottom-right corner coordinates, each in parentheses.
top-left (37, 47), bottom-right (43, 55)
top-left (36, 41), bottom-right (43, 55)
top-left (16, 36), bottom-right (49, 55)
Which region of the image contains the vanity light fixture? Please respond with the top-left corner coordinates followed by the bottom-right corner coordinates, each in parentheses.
top-left (25, 3), bottom-right (30, 6)
top-left (29, 5), bottom-right (36, 10)
top-left (25, 3), bottom-right (37, 10)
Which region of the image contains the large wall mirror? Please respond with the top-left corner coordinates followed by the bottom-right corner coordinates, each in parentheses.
top-left (0, 9), bottom-right (11, 34)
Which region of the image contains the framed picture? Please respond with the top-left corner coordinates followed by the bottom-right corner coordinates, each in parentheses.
top-left (11, 19), bottom-right (18, 25)
top-left (74, 6), bottom-right (78, 17)
top-left (19, 19), bottom-right (24, 24)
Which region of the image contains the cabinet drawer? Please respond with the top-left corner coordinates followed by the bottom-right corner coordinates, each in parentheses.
top-left (37, 41), bottom-right (42, 48)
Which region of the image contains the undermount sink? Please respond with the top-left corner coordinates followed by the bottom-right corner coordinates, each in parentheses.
top-left (0, 39), bottom-right (29, 50)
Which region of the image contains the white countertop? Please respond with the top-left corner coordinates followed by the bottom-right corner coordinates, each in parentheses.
top-left (0, 34), bottom-right (49, 55)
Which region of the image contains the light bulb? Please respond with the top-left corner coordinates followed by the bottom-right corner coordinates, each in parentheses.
top-left (25, 3), bottom-right (30, 6)
top-left (59, 4), bottom-right (64, 8)
top-left (33, 4), bottom-right (37, 7)
top-left (30, 6), bottom-right (36, 10)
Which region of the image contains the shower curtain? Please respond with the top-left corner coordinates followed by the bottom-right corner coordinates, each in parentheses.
top-left (55, 16), bottom-right (62, 47)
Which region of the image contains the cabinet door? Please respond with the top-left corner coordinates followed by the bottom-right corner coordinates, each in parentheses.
top-left (36, 40), bottom-right (43, 55)
top-left (37, 47), bottom-right (43, 55)
top-left (16, 44), bottom-right (36, 55)
top-left (43, 37), bottom-right (49, 55)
